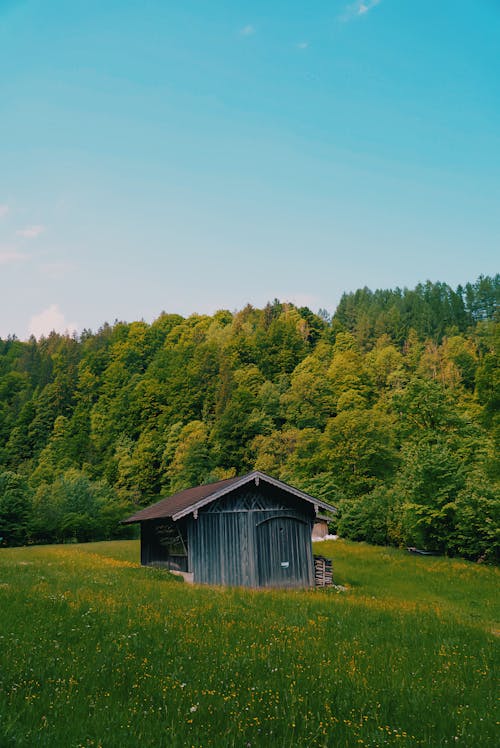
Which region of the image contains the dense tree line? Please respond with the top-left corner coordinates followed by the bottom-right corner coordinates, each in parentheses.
top-left (0, 276), bottom-right (498, 561)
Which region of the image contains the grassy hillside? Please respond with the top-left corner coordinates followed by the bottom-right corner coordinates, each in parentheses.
top-left (0, 540), bottom-right (498, 747)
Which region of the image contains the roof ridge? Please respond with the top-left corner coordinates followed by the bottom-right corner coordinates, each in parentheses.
top-left (123, 470), bottom-right (336, 524)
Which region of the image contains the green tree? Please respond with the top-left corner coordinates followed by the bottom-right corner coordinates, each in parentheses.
top-left (318, 408), bottom-right (397, 499)
top-left (0, 471), bottom-right (32, 546)
top-left (451, 474), bottom-right (500, 562)
top-left (338, 485), bottom-right (402, 546)
top-left (167, 421), bottom-right (213, 492)
top-left (212, 366), bottom-right (273, 470)
top-left (396, 439), bottom-right (465, 551)
top-left (281, 343), bottom-right (334, 428)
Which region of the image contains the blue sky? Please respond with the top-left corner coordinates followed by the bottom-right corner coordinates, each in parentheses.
top-left (1, 0), bottom-right (499, 338)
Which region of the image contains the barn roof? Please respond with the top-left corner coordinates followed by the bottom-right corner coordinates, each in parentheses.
top-left (123, 470), bottom-right (336, 524)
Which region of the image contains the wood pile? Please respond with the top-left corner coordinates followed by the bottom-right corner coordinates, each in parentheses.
top-left (314, 555), bottom-right (333, 587)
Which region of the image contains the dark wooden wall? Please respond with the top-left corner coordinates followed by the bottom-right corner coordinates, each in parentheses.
top-left (187, 484), bottom-right (315, 588)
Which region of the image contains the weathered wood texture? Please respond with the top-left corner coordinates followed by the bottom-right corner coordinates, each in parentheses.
top-left (312, 518), bottom-right (329, 540)
top-left (186, 484), bottom-right (315, 588)
top-left (314, 555), bottom-right (333, 587)
top-left (133, 473), bottom-right (337, 589)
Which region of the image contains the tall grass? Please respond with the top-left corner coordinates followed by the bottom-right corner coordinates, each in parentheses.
top-left (0, 540), bottom-right (498, 747)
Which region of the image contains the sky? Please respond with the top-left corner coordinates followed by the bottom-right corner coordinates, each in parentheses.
top-left (1, 0), bottom-right (499, 339)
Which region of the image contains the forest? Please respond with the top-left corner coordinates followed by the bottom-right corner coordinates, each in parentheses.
top-left (0, 275), bottom-right (498, 561)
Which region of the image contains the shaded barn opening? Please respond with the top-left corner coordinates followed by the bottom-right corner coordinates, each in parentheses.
top-left (140, 519), bottom-right (189, 572)
top-left (124, 471), bottom-right (336, 589)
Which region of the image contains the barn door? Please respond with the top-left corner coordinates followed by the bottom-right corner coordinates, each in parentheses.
top-left (256, 516), bottom-right (312, 588)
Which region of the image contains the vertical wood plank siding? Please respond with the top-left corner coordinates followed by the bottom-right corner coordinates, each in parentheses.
top-left (256, 515), bottom-right (313, 588)
top-left (186, 486), bottom-right (315, 588)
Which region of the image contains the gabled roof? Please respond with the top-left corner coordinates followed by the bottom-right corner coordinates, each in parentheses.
top-left (123, 470), bottom-right (337, 524)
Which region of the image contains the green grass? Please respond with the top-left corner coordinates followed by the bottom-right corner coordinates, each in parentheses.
top-left (0, 540), bottom-right (498, 747)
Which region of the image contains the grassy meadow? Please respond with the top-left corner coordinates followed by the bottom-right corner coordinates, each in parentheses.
top-left (0, 539), bottom-right (498, 747)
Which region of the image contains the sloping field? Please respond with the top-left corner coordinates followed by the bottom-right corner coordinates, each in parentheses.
top-left (0, 539), bottom-right (498, 747)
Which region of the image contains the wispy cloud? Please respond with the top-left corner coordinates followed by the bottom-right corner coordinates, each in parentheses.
top-left (0, 204), bottom-right (9, 219)
top-left (341, 0), bottom-right (382, 21)
top-left (357, 0), bottom-right (381, 15)
top-left (296, 41), bottom-right (309, 50)
top-left (28, 304), bottom-right (78, 339)
top-left (0, 250), bottom-right (27, 265)
top-left (240, 24), bottom-right (256, 36)
top-left (16, 224), bottom-right (45, 239)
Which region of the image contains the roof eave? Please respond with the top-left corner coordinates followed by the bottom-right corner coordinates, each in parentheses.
top-left (171, 470), bottom-right (337, 521)
top-left (171, 472), bottom-right (258, 521)
top-left (251, 471), bottom-right (337, 515)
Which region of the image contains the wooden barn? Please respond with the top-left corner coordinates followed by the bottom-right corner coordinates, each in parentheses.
top-left (312, 514), bottom-right (331, 540)
top-left (123, 470), bottom-right (336, 589)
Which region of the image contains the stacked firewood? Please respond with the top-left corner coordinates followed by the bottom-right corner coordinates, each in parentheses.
top-left (314, 555), bottom-right (333, 587)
